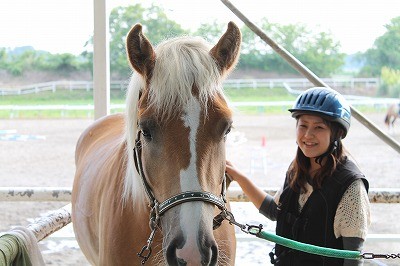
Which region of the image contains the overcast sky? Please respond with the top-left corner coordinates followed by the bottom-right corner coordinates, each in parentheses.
top-left (0, 0), bottom-right (398, 55)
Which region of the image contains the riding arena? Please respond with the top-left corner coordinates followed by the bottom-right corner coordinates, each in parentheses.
top-left (1, 1), bottom-right (400, 265)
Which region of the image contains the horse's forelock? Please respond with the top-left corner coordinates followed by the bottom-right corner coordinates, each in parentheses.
top-left (148, 36), bottom-right (223, 118)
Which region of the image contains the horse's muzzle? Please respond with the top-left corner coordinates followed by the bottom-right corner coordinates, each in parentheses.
top-left (166, 235), bottom-right (218, 266)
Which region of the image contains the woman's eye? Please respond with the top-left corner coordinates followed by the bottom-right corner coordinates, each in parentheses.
top-left (141, 129), bottom-right (152, 141)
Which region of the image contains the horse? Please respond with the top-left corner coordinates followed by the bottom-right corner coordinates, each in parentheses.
top-left (384, 103), bottom-right (400, 132)
top-left (71, 21), bottom-right (241, 265)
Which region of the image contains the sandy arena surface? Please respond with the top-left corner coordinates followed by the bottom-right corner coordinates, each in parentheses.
top-left (1, 112), bottom-right (399, 265)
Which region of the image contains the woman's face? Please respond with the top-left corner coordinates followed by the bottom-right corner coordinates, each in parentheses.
top-left (296, 114), bottom-right (331, 159)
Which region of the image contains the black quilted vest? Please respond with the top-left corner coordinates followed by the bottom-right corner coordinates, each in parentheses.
top-left (272, 159), bottom-right (368, 266)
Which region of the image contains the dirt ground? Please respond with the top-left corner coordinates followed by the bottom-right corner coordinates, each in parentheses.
top-left (1, 111), bottom-right (399, 265)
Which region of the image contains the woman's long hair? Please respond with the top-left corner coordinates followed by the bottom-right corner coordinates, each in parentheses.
top-left (288, 119), bottom-right (347, 192)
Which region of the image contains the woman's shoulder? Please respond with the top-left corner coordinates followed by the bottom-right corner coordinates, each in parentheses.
top-left (334, 157), bottom-right (369, 191)
top-left (336, 157), bottom-right (364, 176)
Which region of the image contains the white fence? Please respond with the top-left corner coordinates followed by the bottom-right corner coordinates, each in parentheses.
top-left (223, 77), bottom-right (379, 90)
top-left (0, 80), bottom-right (128, 95)
top-left (0, 98), bottom-right (398, 119)
top-left (1, 186), bottom-right (399, 264)
top-left (1, 186), bottom-right (399, 204)
top-left (0, 78), bottom-right (380, 96)
top-left (0, 78), bottom-right (387, 118)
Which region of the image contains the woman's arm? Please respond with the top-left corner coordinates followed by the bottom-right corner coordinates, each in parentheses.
top-left (343, 237), bottom-right (364, 266)
top-left (226, 160), bottom-right (278, 220)
top-left (335, 179), bottom-right (370, 266)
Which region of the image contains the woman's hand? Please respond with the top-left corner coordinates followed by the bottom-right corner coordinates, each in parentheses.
top-left (225, 160), bottom-right (242, 182)
top-left (226, 160), bottom-right (268, 210)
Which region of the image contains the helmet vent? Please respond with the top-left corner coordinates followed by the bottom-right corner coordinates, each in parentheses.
top-left (311, 93), bottom-right (319, 105)
top-left (318, 96), bottom-right (326, 107)
top-left (301, 94), bottom-right (308, 105)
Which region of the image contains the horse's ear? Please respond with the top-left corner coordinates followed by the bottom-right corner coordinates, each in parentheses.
top-left (126, 24), bottom-right (156, 76)
top-left (210, 22), bottom-right (241, 74)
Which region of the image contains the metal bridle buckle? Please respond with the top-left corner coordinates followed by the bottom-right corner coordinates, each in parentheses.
top-left (137, 245), bottom-right (152, 265)
top-left (138, 201), bottom-right (159, 264)
top-left (215, 209), bottom-right (247, 232)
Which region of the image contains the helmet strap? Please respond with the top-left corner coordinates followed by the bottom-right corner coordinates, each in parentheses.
top-left (314, 140), bottom-right (338, 165)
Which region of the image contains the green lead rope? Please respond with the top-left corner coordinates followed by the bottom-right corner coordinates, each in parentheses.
top-left (248, 227), bottom-right (361, 260)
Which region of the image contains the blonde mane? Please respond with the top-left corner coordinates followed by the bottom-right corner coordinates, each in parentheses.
top-left (123, 36), bottom-right (225, 207)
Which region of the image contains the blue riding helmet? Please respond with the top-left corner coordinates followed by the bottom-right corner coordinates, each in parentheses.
top-left (289, 87), bottom-right (351, 137)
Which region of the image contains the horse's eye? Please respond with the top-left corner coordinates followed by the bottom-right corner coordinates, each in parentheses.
top-left (225, 126), bottom-right (232, 136)
top-left (141, 129), bottom-right (152, 141)
top-left (224, 126), bottom-right (232, 140)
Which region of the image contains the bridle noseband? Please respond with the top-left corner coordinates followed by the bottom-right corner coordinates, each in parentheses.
top-left (133, 132), bottom-right (234, 264)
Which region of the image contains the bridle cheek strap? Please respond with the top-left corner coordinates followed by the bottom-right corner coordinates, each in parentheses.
top-left (133, 132), bottom-right (228, 227)
top-left (134, 132), bottom-right (231, 263)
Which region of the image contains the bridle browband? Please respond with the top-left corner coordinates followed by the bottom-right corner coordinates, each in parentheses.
top-left (133, 132), bottom-right (234, 264)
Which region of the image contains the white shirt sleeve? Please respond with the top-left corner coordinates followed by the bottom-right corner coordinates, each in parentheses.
top-left (334, 179), bottom-right (370, 239)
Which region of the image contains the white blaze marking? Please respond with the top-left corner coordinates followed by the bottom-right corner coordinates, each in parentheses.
top-left (178, 98), bottom-right (202, 259)
top-left (180, 98), bottom-right (201, 191)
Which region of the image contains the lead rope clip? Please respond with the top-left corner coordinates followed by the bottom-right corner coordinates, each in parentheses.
top-left (362, 253), bottom-right (400, 259)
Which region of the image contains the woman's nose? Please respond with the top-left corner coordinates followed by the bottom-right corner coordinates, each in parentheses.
top-left (304, 128), bottom-right (314, 138)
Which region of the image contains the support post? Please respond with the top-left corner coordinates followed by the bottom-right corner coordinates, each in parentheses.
top-left (93, 0), bottom-right (110, 119)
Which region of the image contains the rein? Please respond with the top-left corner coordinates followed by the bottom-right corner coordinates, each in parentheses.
top-left (133, 132), bottom-right (237, 264)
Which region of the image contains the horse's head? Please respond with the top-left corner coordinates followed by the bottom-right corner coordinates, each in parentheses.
top-left (124, 22), bottom-right (241, 265)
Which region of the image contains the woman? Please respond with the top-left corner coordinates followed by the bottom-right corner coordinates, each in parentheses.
top-left (226, 87), bottom-right (370, 266)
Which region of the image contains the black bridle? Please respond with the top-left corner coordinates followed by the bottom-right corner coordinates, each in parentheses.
top-left (133, 132), bottom-right (238, 264)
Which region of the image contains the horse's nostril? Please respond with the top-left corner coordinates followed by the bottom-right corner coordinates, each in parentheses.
top-left (166, 241), bottom-right (178, 265)
top-left (202, 241), bottom-right (218, 266)
top-left (167, 237), bottom-right (218, 266)
top-left (177, 258), bottom-right (187, 265)
top-left (210, 243), bottom-right (218, 265)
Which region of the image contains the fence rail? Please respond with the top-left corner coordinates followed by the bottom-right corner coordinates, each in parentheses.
top-left (1, 186), bottom-right (399, 264)
top-left (223, 77), bottom-right (379, 90)
top-left (1, 187), bottom-right (399, 203)
top-left (0, 80), bottom-right (127, 95)
top-left (0, 97), bottom-right (398, 118)
top-left (0, 78), bottom-right (380, 96)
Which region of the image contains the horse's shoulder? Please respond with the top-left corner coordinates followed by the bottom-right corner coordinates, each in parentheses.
top-left (73, 113), bottom-right (127, 218)
top-left (75, 113), bottom-right (125, 161)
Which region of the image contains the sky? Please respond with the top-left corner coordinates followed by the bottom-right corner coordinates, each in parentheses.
top-left (0, 0), bottom-right (398, 55)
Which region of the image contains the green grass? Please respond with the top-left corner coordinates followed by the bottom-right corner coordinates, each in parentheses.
top-left (0, 89), bottom-right (127, 118)
top-left (224, 87), bottom-right (296, 114)
top-left (1, 90), bottom-right (126, 105)
top-left (0, 87), bottom-right (383, 118)
top-left (224, 87), bottom-right (295, 102)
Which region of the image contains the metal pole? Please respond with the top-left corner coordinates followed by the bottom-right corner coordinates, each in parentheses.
top-left (220, 0), bottom-right (400, 154)
top-left (93, 0), bottom-right (110, 119)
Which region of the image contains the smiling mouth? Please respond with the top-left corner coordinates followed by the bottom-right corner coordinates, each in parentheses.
top-left (304, 142), bottom-right (317, 147)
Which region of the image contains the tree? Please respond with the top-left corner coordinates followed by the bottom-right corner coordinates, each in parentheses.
top-left (379, 67), bottom-right (400, 97)
top-left (234, 19), bottom-right (345, 76)
top-left (108, 4), bottom-right (188, 77)
top-left (299, 31), bottom-right (344, 77)
top-left (193, 20), bottom-right (228, 44)
top-left (4, 49), bottom-right (41, 76)
top-left (359, 16), bottom-right (400, 76)
top-left (0, 48), bottom-right (6, 69)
